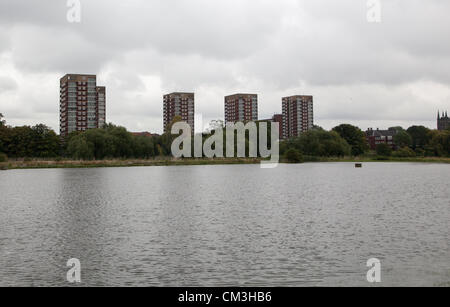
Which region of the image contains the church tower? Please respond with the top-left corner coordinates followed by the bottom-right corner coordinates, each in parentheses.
top-left (438, 110), bottom-right (450, 131)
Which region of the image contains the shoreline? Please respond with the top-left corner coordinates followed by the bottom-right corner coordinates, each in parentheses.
top-left (1, 156), bottom-right (450, 170)
top-left (0, 158), bottom-right (261, 170)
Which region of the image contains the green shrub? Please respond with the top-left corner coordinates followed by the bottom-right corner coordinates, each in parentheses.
top-left (376, 143), bottom-right (392, 157)
top-left (284, 149), bottom-right (304, 163)
top-left (332, 124), bottom-right (369, 156)
top-left (414, 148), bottom-right (425, 157)
top-left (283, 130), bottom-right (351, 157)
top-left (0, 152), bottom-right (7, 162)
top-left (375, 156), bottom-right (390, 161)
top-left (303, 155), bottom-right (320, 162)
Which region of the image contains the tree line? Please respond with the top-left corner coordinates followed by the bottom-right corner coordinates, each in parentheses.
top-left (1, 113), bottom-right (60, 160)
top-left (0, 113), bottom-right (449, 162)
top-left (281, 124), bottom-right (450, 162)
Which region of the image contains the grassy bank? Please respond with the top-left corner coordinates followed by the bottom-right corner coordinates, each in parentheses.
top-left (0, 158), bottom-right (262, 170)
top-left (1, 156), bottom-right (450, 170)
top-left (299, 156), bottom-right (450, 164)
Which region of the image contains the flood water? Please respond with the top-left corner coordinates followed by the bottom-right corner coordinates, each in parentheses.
top-left (0, 163), bottom-right (449, 286)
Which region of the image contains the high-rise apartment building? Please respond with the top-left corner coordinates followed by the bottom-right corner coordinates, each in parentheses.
top-left (224, 94), bottom-right (258, 124)
top-left (60, 74), bottom-right (106, 137)
top-left (97, 86), bottom-right (106, 129)
top-left (437, 111), bottom-right (449, 131)
top-left (260, 114), bottom-right (284, 140)
top-left (271, 114), bottom-right (284, 140)
top-left (282, 95), bottom-right (314, 139)
top-left (163, 92), bottom-right (195, 134)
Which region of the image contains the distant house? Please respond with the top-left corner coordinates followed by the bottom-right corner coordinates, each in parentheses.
top-left (365, 128), bottom-right (397, 150)
top-left (131, 132), bottom-right (160, 138)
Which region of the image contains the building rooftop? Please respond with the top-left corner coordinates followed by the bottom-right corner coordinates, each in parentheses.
top-left (366, 128), bottom-right (397, 137)
top-left (282, 95), bottom-right (313, 99)
top-left (60, 73), bottom-right (97, 81)
top-left (225, 93), bottom-right (258, 98)
top-left (164, 92), bottom-right (195, 96)
top-left (131, 132), bottom-right (160, 138)
top-left (438, 111), bottom-right (448, 119)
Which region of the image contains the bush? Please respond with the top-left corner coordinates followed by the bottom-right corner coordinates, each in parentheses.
top-left (376, 143), bottom-right (392, 157)
top-left (332, 124), bottom-right (369, 156)
top-left (375, 156), bottom-right (390, 161)
top-left (393, 147), bottom-right (416, 158)
top-left (67, 135), bottom-right (94, 160)
top-left (393, 131), bottom-right (412, 148)
top-left (66, 124), bottom-right (156, 160)
top-left (0, 152), bottom-right (7, 162)
top-left (414, 148), bottom-right (425, 157)
top-left (284, 149), bottom-right (303, 163)
top-left (285, 130), bottom-right (351, 157)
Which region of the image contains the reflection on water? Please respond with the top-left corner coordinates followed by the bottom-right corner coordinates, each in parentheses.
top-left (0, 163), bottom-right (449, 286)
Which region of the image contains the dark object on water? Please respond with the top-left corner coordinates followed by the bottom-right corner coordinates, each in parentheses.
top-left (355, 163), bottom-right (362, 168)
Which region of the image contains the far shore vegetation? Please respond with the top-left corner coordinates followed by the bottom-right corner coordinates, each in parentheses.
top-left (1, 156), bottom-right (449, 171)
top-left (1, 113), bottom-right (449, 170)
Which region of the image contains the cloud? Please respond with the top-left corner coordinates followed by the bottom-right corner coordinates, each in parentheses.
top-left (0, 76), bottom-right (17, 92)
top-left (0, 0), bottom-right (449, 133)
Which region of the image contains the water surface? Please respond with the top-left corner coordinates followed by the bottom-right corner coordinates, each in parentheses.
top-left (0, 163), bottom-right (449, 286)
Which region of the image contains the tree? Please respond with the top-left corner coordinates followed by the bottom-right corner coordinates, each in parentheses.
top-left (67, 135), bottom-right (94, 160)
top-left (104, 124), bottom-right (134, 158)
top-left (0, 120), bottom-right (10, 155)
top-left (393, 147), bottom-right (416, 158)
top-left (0, 114), bottom-right (7, 160)
top-left (0, 127), bottom-right (4, 153)
top-left (393, 131), bottom-right (412, 148)
top-left (30, 124), bottom-right (60, 157)
top-left (82, 129), bottom-right (111, 159)
top-left (0, 113), bottom-right (10, 154)
top-left (286, 130), bottom-right (351, 157)
top-left (7, 126), bottom-right (35, 157)
top-left (376, 143), bottom-right (392, 157)
top-left (65, 124), bottom-right (157, 160)
top-left (207, 120), bottom-right (224, 133)
top-left (428, 130), bottom-right (450, 157)
top-left (388, 126), bottom-right (405, 133)
top-left (132, 135), bottom-right (155, 159)
top-left (284, 148), bottom-right (303, 163)
top-left (0, 122), bottom-right (60, 158)
top-left (332, 124), bottom-right (369, 156)
top-left (312, 125), bottom-right (324, 131)
top-left (406, 126), bottom-right (431, 150)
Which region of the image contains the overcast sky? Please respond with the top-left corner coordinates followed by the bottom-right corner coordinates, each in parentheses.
top-left (0, 0), bottom-right (449, 133)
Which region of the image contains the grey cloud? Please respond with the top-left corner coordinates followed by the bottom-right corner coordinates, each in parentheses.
top-left (0, 0), bottom-right (66, 26)
top-left (4, 0), bottom-right (450, 86)
top-left (0, 0), bottom-right (450, 133)
top-left (0, 76), bottom-right (17, 91)
top-left (0, 28), bottom-right (11, 52)
top-left (9, 25), bottom-right (118, 73)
